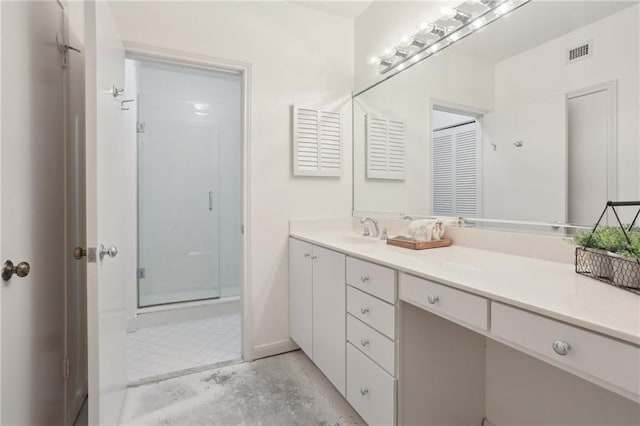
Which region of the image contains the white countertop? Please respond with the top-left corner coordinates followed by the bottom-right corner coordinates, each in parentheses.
top-left (290, 230), bottom-right (640, 346)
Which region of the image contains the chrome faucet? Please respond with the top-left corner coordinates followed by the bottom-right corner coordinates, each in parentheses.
top-left (360, 217), bottom-right (380, 238)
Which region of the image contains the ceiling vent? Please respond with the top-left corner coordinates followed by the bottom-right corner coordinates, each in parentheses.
top-left (567, 40), bottom-right (593, 64)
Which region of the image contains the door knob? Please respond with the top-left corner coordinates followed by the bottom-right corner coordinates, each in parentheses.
top-left (99, 244), bottom-right (118, 260)
top-left (73, 246), bottom-right (87, 260)
top-left (2, 260), bottom-right (31, 281)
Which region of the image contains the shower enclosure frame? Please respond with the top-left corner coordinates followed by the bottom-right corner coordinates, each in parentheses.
top-left (124, 42), bottom-right (253, 362)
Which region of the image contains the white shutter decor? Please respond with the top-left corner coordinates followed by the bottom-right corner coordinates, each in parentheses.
top-left (292, 104), bottom-right (341, 177)
top-left (432, 132), bottom-right (454, 216)
top-left (454, 127), bottom-right (478, 216)
top-left (432, 121), bottom-right (478, 216)
top-left (366, 114), bottom-right (405, 180)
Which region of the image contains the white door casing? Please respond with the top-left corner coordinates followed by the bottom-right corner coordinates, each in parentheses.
top-left (1, 1), bottom-right (66, 424)
top-left (567, 81), bottom-right (617, 226)
top-left (85, 1), bottom-right (129, 424)
top-left (64, 1), bottom-right (89, 422)
top-left (123, 42), bottom-right (252, 362)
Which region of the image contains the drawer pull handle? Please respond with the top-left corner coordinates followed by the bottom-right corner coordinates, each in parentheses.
top-left (311, 256), bottom-right (318, 260)
top-left (360, 275), bottom-right (370, 283)
top-left (360, 387), bottom-right (369, 396)
top-left (427, 294), bottom-right (439, 304)
top-left (552, 340), bottom-right (571, 356)
top-left (360, 307), bottom-right (370, 315)
top-left (360, 339), bottom-right (370, 347)
top-left (303, 253), bottom-right (311, 258)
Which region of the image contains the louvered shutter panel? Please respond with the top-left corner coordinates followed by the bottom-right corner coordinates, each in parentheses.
top-left (366, 114), bottom-right (405, 180)
top-left (432, 121), bottom-right (478, 216)
top-left (293, 105), bottom-right (341, 177)
top-left (432, 132), bottom-right (454, 215)
top-left (454, 126), bottom-right (478, 216)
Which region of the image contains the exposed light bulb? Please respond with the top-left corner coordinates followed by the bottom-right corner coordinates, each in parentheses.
top-left (411, 54), bottom-right (421, 63)
top-left (470, 0), bottom-right (498, 7)
top-left (384, 47), bottom-right (395, 57)
top-left (400, 35), bottom-right (413, 46)
top-left (450, 31), bottom-right (461, 41)
top-left (440, 7), bottom-right (455, 18)
top-left (397, 63), bottom-right (406, 71)
top-left (421, 23), bottom-right (446, 37)
top-left (369, 56), bottom-right (380, 65)
top-left (471, 18), bottom-right (485, 30)
top-left (401, 35), bottom-right (427, 49)
top-left (428, 44), bottom-right (439, 54)
top-left (441, 7), bottom-right (471, 23)
top-left (496, 2), bottom-right (512, 16)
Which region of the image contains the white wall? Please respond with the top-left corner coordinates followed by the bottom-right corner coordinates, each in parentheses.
top-left (494, 5), bottom-right (640, 205)
top-left (110, 1), bottom-right (353, 357)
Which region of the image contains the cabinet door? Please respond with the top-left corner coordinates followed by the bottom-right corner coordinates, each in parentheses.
top-left (289, 238), bottom-right (313, 357)
top-left (312, 245), bottom-right (347, 396)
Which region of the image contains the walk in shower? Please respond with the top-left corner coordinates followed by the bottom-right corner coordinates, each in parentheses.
top-left (135, 59), bottom-right (241, 306)
top-left (126, 57), bottom-right (242, 383)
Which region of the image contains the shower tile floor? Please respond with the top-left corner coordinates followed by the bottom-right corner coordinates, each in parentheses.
top-left (127, 313), bottom-right (241, 383)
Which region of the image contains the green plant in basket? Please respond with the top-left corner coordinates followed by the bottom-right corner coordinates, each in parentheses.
top-left (573, 226), bottom-right (640, 259)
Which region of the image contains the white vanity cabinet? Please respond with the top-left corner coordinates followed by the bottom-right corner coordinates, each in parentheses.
top-left (288, 238), bottom-right (346, 395)
top-left (290, 226), bottom-right (640, 425)
top-left (289, 238), bottom-right (313, 357)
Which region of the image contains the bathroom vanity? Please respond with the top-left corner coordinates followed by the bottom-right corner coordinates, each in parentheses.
top-left (288, 221), bottom-right (640, 425)
top-left (288, 1), bottom-right (640, 423)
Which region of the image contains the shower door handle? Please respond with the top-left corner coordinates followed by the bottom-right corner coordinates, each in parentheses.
top-left (209, 191), bottom-right (214, 211)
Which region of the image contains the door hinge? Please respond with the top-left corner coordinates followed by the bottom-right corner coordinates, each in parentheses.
top-left (137, 122), bottom-right (146, 133)
top-left (137, 268), bottom-right (146, 279)
top-left (87, 247), bottom-right (97, 263)
top-left (63, 358), bottom-right (70, 380)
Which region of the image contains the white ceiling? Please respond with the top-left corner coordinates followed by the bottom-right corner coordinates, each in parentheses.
top-left (293, 1), bottom-right (374, 19)
top-left (451, 1), bottom-right (637, 63)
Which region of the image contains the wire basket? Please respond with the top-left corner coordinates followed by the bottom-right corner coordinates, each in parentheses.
top-left (575, 247), bottom-right (640, 294)
top-left (575, 201), bottom-right (640, 295)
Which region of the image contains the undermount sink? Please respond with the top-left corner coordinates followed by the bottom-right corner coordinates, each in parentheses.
top-left (337, 235), bottom-right (383, 245)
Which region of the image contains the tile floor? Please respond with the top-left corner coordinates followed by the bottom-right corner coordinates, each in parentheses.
top-left (128, 313), bottom-right (241, 383)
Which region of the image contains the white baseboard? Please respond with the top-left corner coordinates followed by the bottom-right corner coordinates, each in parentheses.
top-left (252, 338), bottom-right (299, 360)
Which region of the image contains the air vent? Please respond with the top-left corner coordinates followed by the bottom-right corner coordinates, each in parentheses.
top-left (567, 41), bottom-right (592, 63)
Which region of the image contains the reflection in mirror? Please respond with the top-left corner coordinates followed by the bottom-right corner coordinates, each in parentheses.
top-left (353, 1), bottom-right (639, 233)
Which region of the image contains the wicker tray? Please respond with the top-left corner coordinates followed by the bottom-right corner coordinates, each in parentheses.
top-left (575, 247), bottom-right (640, 294)
top-left (387, 236), bottom-right (452, 250)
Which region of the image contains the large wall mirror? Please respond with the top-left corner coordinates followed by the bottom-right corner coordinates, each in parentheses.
top-left (353, 0), bottom-right (639, 233)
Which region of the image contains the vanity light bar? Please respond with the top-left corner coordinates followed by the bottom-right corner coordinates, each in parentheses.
top-left (369, 0), bottom-right (531, 76)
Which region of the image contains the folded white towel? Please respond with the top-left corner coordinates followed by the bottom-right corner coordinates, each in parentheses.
top-left (408, 218), bottom-right (447, 242)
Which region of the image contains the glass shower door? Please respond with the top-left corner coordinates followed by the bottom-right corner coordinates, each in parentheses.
top-left (137, 92), bottom-right (221, 307)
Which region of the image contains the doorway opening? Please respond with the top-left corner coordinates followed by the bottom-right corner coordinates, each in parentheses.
top-left (124, 57), bottom-right (243, 383)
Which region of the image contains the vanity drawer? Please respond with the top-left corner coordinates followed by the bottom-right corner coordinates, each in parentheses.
top-left (347, 286), bottom-right (396, 340)
top-left (347, 257), bottom-right (396, 304)
top-left (347, 314), bottom-right (395, 376)
top-left (347, 343), bottom-right (396, 426)
top-left (399, 273), bottom-right (489, 330)
top-left (492, 302), bottom-right (640, 398)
